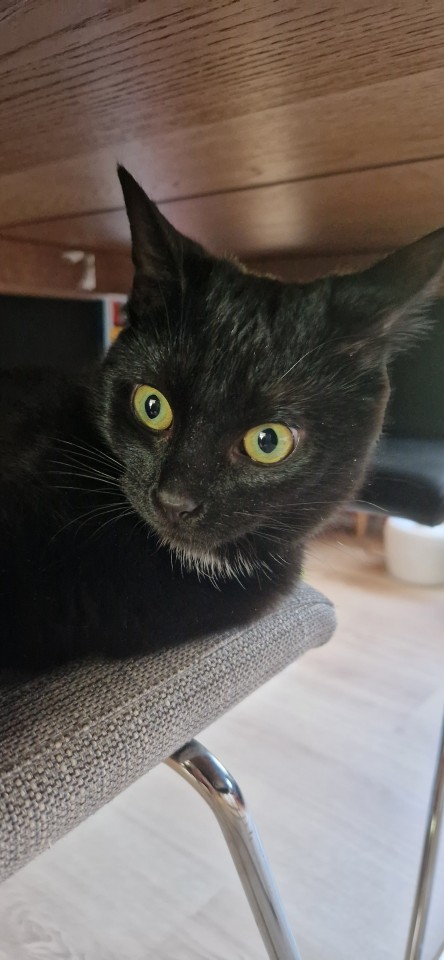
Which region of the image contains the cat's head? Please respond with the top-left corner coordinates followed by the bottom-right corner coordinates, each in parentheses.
top-left (97, 166), bottom-right (444, 578)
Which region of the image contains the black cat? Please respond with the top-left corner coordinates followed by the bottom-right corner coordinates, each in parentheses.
top-left (1, 166), bottom-right (443, 669)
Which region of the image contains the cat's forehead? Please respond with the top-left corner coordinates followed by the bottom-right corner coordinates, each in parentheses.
top-left (125, 266), bottom-right (326, 412)
top-left (204, 265), bottom-right (283, 330)
top-left (163, 279), bottom-right (307, 415)
top-left (195, 270), bottom-right (288, 360)
top-left (193, 269), bottom-right (316, 385)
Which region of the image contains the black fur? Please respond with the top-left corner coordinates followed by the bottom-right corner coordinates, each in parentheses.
top-left (1, 166), bottom-right (443, 670)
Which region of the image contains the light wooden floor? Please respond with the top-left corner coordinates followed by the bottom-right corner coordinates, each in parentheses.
top-left (1, 534), bottom-right (443, 960)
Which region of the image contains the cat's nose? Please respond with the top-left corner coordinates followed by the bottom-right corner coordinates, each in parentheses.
top-left (153, 488), bottom-right (202, 526)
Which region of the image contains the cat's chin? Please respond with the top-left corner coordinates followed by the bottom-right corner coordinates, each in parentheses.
top-left (157, 533), bottom-right (262, 583)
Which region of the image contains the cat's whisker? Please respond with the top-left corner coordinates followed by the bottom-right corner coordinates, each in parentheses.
top-left (50, 452), bottom-right (119, 475)
top-left (87, 507), bottom-right (137, 542)
top-left (276, 325), bottom-right (393, 385)
top-left (51, 485), bottom-right (122, 496)
top-left (270, 552), bottom-right (290, 566)
top-left (48, 463), bottom-right (120, 484)
top-left (74, 505), bottom-right (135, 540)
top-left (48, 462), bottom-right (118, 476)
top-left (260, 498), bottom-right (387, 514)
top-left (48, 467), bottom-right (120, 485)
top-left (235, 496), bottom-right (387, 518)
top-left (50, 500), bottom-right (130, 542)
top-left (276, 337), bottom-right (340, 382)
top-left (49, 478), bottom-right (122, 495)
top-left (49, 452), bottom-right (120, 484)
top-left (48, 459), bottom-right (117, 480)
top-left (230, 568), bottom-right (247, 589)
top-left (52, 437), bottom-right (122, 469)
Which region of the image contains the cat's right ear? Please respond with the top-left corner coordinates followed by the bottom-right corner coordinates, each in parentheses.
top-left (330, 227), bottom-right (444, 361)
top-left (118, 165), bottom-right (206, 288)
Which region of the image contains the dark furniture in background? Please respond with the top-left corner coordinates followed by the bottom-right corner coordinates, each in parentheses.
top-left (359, 299), bottom-right (444, 527)
top-left (0, 294), bottom-right (105, 373)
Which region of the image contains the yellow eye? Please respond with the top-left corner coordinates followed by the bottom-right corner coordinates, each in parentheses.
top-left (243, 423), bottom-right (295, 465)
top-left (132, 385), bottom-right (173, 431)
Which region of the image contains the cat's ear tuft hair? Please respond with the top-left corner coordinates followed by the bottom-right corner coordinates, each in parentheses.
top-left (330, 227), bottom-right (444, 361)
top-left (117, 165), bottom-right (206, 283)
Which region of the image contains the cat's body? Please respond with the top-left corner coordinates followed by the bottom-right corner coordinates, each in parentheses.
top-left (0, 367), bottom-right (297, 669)
top-left (1, 166), bottom-right (443, 670)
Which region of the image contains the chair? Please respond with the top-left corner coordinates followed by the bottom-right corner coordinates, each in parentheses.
top-left (0, 583), bottom-right (335, 960)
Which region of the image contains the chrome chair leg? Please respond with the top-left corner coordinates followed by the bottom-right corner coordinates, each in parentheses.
top-left (404, 714), bottom-right (444, 960)
top-left (166, 740), bottom-right (302, 960)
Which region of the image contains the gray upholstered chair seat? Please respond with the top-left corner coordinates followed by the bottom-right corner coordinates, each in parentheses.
top-left (0, 583), bottom-right (335, 883)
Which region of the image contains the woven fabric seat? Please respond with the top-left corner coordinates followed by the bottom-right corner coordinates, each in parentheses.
top-left (0, 582), bottom-right (335, 882)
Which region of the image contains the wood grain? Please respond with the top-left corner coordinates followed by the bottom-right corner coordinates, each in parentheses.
top-left (2, 64), bottom-right (444, 228)
top-left (2, 2), bottom-right (444, 276)
top-left (0, 236), bottom-right (132, 296)
top-left (0, 235), bottom-right (383, 296)
top-left (5, 156), bottom-right (444, 258)
top-left (2, 1), bottom-right (444, 178)
top-left (0, 534), bottom-right (442, 959)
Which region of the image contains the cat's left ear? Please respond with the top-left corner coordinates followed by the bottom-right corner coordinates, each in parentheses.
top-left (330, 227), bottom-right (444, 361)
top-left (118, 165), bottom-right (207, 285)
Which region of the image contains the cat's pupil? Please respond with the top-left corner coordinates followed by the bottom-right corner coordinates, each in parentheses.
top-left (258, 428), bottom-right (278, 454)
top-left (145, 395), bottom-right (161, 419)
